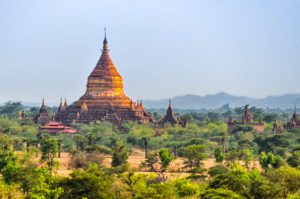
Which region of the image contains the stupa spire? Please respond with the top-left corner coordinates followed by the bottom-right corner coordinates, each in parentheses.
top-left (103, 27), bottom-right (108, 51)
top-left (58, 98), bottom-right (63, 112)
top-left (64, 98), bottom-right (68, 107)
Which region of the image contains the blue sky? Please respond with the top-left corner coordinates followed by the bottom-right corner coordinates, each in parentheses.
top-left (0, 0), bottom-right (299, 104)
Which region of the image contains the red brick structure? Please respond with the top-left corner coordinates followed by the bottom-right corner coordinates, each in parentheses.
top-left (160, 100), bottom-right (178, 125)
top-left (34, 99), bottom-right (51, 125)
top-left (159, 100), bottom-right (187, 127)
top-left (228, 105), bottom-right (264, 133)
top-left (39, 121), bottom-right (76, 134)
top-left (285, 109), bottom-right (300, 129)
top-left (56, 32), bottom-right (152, 126)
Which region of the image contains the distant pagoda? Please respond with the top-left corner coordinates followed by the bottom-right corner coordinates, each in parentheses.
top-left (161, 100), bottom-right (179, 125)
top-left (285, 108), bottom-right (300, 129)
top-left (227, 105), bottom-right (264, 133)
top-left (56, 31), bottom-right (151, 125)
top-left (159, 100), bottom-right (187, 127)
top-left (34, 99), bottom-right (51, 125)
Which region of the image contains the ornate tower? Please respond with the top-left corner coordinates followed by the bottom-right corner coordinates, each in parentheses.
top-left (86, 30), bottom-right (125, 98)
top-left (34, 98), bottom-right (51, 125)
top-left (161, 100), bottom-right (179, 125)
top-left (56, 31), bottom-right (151, 125)
top-left (242, 105), bottom-right (253, 124)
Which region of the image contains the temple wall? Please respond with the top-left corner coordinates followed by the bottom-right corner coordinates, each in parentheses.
top-left (228, 123), bottom-right (265, 133)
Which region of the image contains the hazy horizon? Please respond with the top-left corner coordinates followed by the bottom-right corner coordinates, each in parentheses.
top-left (1, 1), bottom-right (300, 103)
top-left (2, 91), bottom-right (300, 107)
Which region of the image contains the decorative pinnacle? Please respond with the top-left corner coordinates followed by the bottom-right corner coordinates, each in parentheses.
top-left (103, 27), bottom-right (108, 51)
top-left (64, 98), bottom-right (68, 106)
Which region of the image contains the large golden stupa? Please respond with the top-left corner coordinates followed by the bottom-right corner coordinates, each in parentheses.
top-left (56, 32), bottom-right (152, 125)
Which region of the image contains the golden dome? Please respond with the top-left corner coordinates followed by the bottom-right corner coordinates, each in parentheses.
top-left (86, 36), bottom-right (124, 97)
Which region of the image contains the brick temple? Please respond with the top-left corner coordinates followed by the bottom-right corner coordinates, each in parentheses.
top-left (34, 99), bottom-right (51, 125)
top-left (227, 105), bottom-right (264, 133)
top-left (285, 108), bottom-right (300, 129)
top-left (56, 32), bottom-right (152, 125)
top-left (159, 100), bottom-right (187, 127)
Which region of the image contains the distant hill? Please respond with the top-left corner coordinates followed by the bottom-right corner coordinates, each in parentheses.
top-left (2, 92), bottom-right (300, 110)
top-left (143, 92), bottom-right (300, 109)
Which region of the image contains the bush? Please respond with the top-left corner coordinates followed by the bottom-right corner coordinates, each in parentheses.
top-left (70, 152), bottom-right (103, 169)
top-left (201, 188), bottom-right (243, 199)
top-left (208, 164), bottom-right (228, 177)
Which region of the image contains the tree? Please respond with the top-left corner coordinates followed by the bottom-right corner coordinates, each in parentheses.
top-left (266, 166), bottom-right (300, 198)
top-left (214, 147), bottom-right (224, 163)
top-left (241, 149), bottom-right (254, 170)
top-left (250, 172), bottom-right (279, 199)
top-left (70, 152), bottom-right (103, 169)
top-left (111, 140), bottom-right (128, 172)
top-left (259, 152), bottom-right (275, 171)
top-left (127, 125), bottom-right (153, 148)
top-left (272, 155), bottom-right (286, 168)
top-left (158, 148), bottom-right (174, 173)
top-left (0, 180), bottom-right (24, 198)
top-left (255, 134), bottom-right (289, 153)
top-left (73, 134), bottom-right (85, 151)
top-left (2, 159), bottom-right (21, 184)
top-left (60, 164), bottom-right (113, 199)
top-left (0, 150), bottom-right (17, 171)
top-left (264, 113), bottom-right (278, 123)
top-left (140, 151), bottom-right (159, 172)
top-left (225, 148), bottom-right (239, 164)
top-left (0, 150), bottom-right (20, 184)
top-left (182, 145), bottom-right (208, 173)
top-left (120, 172), bottom-right (148, 198)
top-left (0, 101), bottom-right (23, 117)
top-left (201, 188), bottom-right (243, 199)
top-left (57, 139), bottom-right (62, 158)
top-left (208, 164), bottom-right (228, 177)
top-left (26, 168), bottom-right (63, 199)
top-left (142, 137), bottom-right (149, 158)
top-left (40, 137), bottom-right (58, 172)
top-left (287, 151), bottom-right (300, 167)
top-left (209, 163), bottom-right (252, 198)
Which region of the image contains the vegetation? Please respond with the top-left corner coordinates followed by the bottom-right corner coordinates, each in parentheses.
top-left (0, 101), bottom-right (300, 198)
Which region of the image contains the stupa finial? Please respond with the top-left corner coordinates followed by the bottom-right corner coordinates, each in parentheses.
top-left (103, 27), bottom-right (108, 51)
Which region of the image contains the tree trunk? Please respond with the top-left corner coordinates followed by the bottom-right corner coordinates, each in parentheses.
top-left (144, 139), bottom-right (148, 158)
top-left (26, 142), bottom-right (30, 152)
top-left (58, 142), bottom-right (61, 158)
top-left (221, 135), bottom-right (225, 154)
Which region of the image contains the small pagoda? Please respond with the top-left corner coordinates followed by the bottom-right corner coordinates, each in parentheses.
top-left (34, 99), bottom-right (51, 125)
top-left (160, 100), bottom-right (187, 127)
top-left (285, 108), bottom-right (300, 129)
top-left (56, 31), bottom-right (152, 125)
top-left (160, 100), bottom-right (179, 125)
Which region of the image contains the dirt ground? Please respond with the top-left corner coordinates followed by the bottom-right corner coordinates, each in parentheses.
top-left (55, 149), bottom-right (261, 177)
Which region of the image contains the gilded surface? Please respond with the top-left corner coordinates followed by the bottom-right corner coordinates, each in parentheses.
top-left (55, 36), bottom-right (151, 125)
